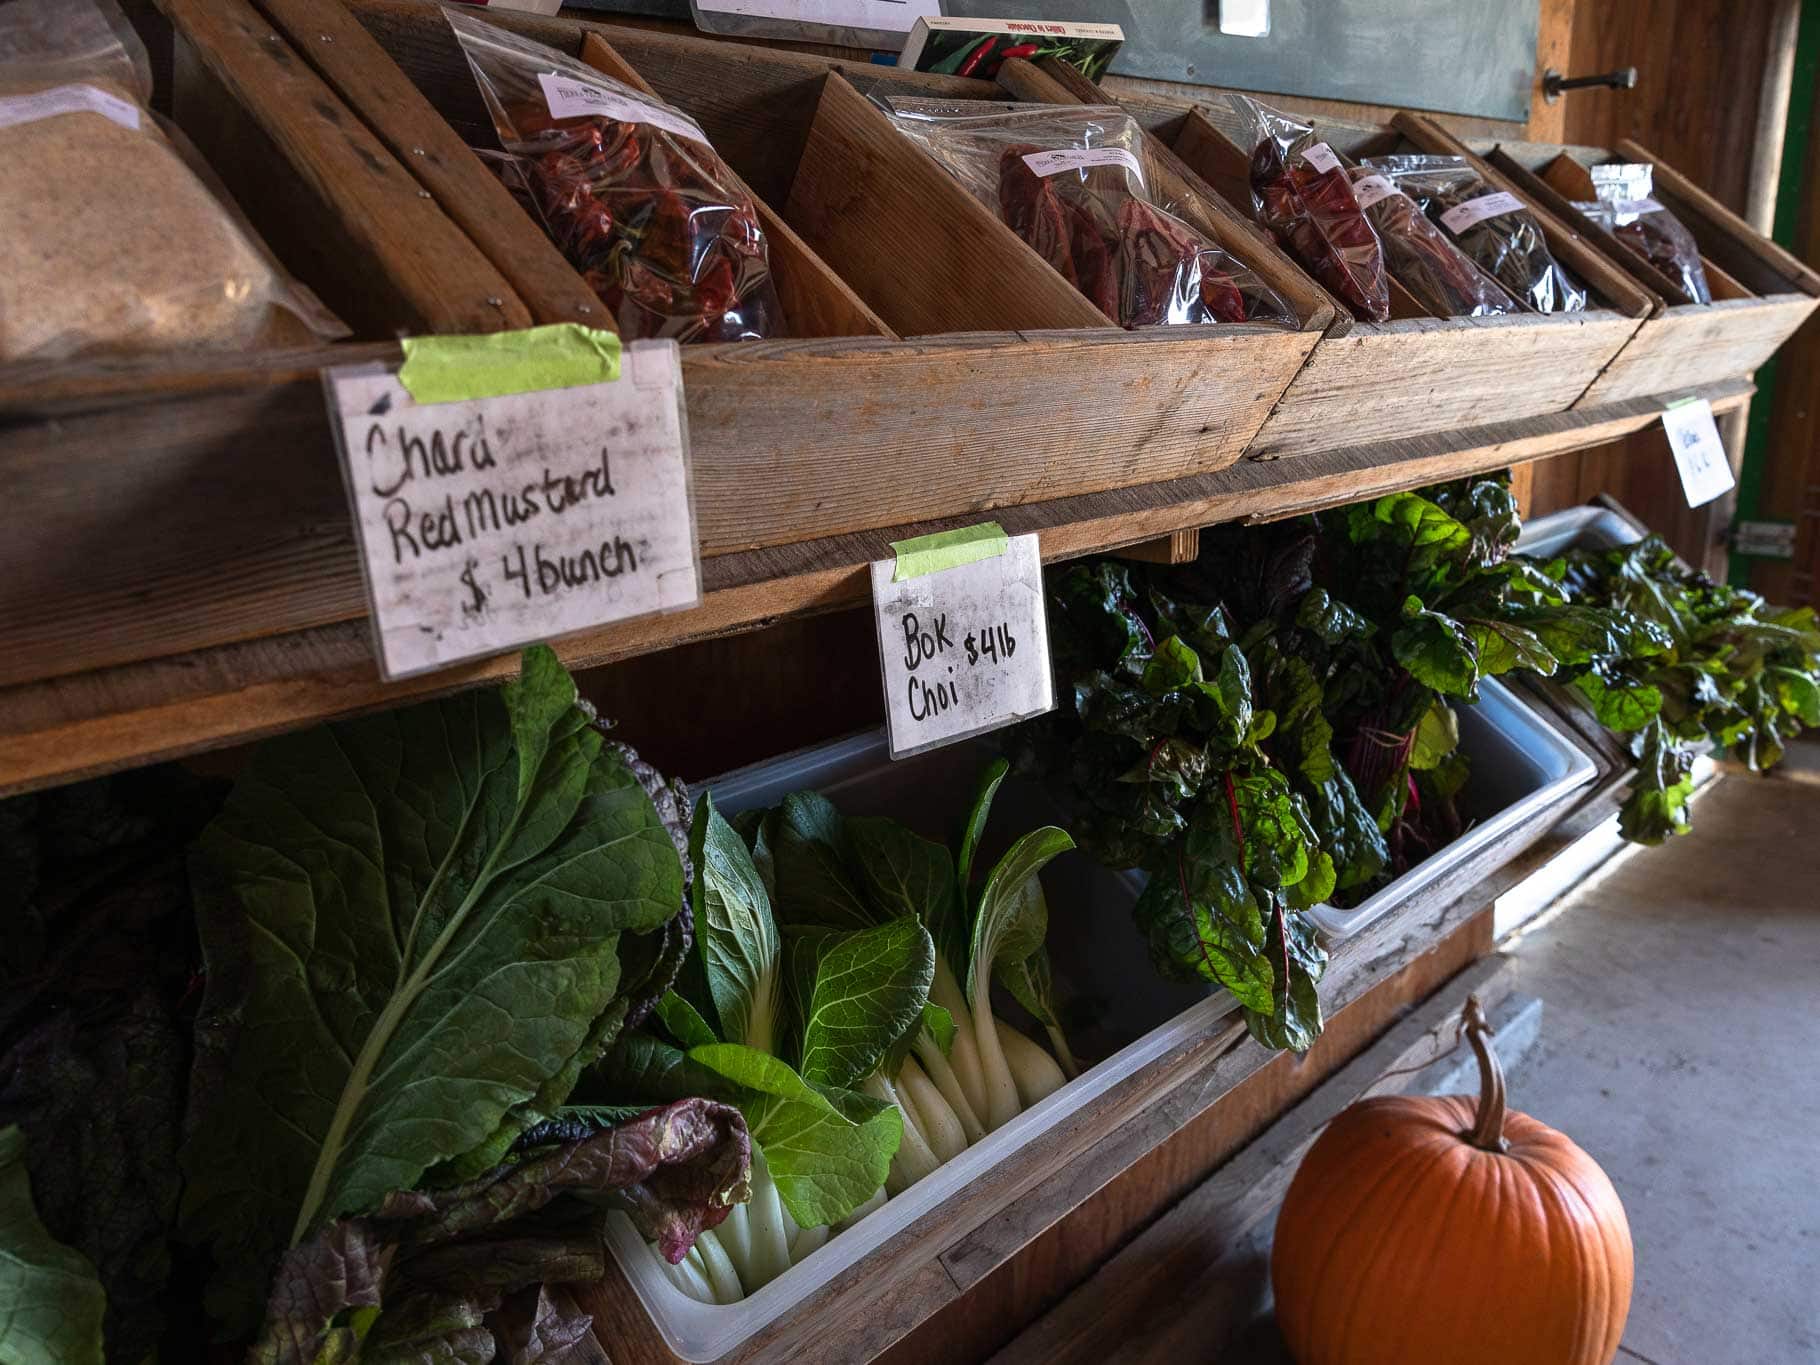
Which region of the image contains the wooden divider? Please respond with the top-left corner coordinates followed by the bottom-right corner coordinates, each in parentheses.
top-left (783, 73), bottom-right (1114, 334)
top-left (155, 0), bottom-right (530, 336)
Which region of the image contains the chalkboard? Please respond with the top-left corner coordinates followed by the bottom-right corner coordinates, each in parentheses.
top-left (561, 0), bottom-right (1539, 124)
top-left (974, 0), bottom-right (1539, 123)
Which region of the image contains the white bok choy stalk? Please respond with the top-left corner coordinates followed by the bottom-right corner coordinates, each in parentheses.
top-left (596, 795), bottom-right (901, 1305)
top-left (790, 762), bottom-right (1078, 1170)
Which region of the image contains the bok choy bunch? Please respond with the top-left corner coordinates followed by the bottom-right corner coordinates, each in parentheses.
top-left (594, 763), bottom-right (1077, 1304)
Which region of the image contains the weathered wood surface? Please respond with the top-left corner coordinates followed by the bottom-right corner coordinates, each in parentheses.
top-left (155, 0), bottom-right (527, 335)
top-left (1165, 107), bottom-right (1646, 460)
top-left (1579, 294), bottom-right (1819, 404)
top-left (1115, 528), bottom-right (1201, 565)
top-left (0, 323), bottom-right (1310, 689)
top-left (1249, 310), bottom-right (1643, 460)
top-left (991, 956), bottom-right (1523, 1365)
top-left (0, 377), bottom-right (1750, 795)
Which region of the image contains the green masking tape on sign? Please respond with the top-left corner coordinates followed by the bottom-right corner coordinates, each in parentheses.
top-left (397, 324), bottom-right (623, 404)
top-left (1665, 396), bottom-right (1701, 409)
top-left (890, 522), bottom-right (1010, 582)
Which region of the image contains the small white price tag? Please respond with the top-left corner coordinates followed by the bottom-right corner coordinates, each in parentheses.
top-left (1350, 173), bottom-right (1399, 210)
top-left (1661, 398), bottom-right (1735, 508)
top-left (1441, 189), bottom-right (1526, 233)
top-left (871, 531), bottom-right (1055, 759)
top-left (1300, 141), bottom-right (1342, 175)
top-left (536, 71), bottom-right (708, 145)
top-left (1021, 146), bottom-right (1143, 178)
top-left (325, 340), bottom-right (700, 680)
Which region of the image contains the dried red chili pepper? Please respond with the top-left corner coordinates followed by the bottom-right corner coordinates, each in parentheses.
top-left (1579, 197), bottom-right (1712, 305)
top-left (451, 10), bottom-right (783, 342)
top-left (1233, 95), bottom-right (1390, 323)
top-left (1347, 169), bottom-right (1521, 318)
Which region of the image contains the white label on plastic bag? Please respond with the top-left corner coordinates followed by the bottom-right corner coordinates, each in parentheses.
top-left (1441, 190), bottom-right (1526, 233)
top-left (324, 342), bottom-right (701, 681)
top-left (1350, 173), bottom-right (1401, 210)
top-left (0, 83), bottom-right (140, 133)
top-left (536, 71), bottom-right (708, 146)
top-left (1300, 141), bottom-right (1341, 174)
top-left (871, 534), bottom-right (1054, 759)
top-left (1661, 398), bottom-right (1735, 509)
top-left (1021, 146), bottom-right (1142, 178)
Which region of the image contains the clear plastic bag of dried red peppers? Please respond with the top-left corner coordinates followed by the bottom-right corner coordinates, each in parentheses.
top-left (874, 98), bottom-right (1296, 329)
top-left (1229, 96), bottom-right (1389, 323)
top-left (1576, 162), bottom-right (1711, 305)
top-left (1346, 169), bottom-right (1522, 318)
top-left (448, 10), bottom-right (783, 342)
top-left (1366, 155), bottom-right (1586, 314)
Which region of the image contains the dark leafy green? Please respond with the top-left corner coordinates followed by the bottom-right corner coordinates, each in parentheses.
top-left (0, 1124), bottom-right (106, 1365)
top-left (1016, 475), bottom-right (1570, 1050)
top-left (250, 1098), bottom-right (749, 1365)
top-left (181, 645), bottom-right (690, 1333)
top-left (1522, 531), bottom-right (1820, 841)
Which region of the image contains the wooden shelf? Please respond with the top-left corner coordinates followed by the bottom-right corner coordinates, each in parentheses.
top-left (0, 377), bottom-right (1748, 797)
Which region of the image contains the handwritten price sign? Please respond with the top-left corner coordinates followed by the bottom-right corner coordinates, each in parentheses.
top-left (325, 338), bottom-right (699, 680)
top-left (1662, 397), bottom-right (1735, 508)
top-left (871, 528), bottom-right (1054, 758)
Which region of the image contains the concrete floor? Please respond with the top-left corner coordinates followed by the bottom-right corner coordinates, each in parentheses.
top-left (1505, 773), bottom-right (1820, 1364)
top-left (1232, 772), bottom-right (1820, 1364)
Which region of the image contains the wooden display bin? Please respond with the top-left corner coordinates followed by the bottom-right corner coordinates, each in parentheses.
top-left (339, 1), bottom-right (1326, 468)
top-left (1149, 96), bottom-right (1656, 461)
top-left (1480, 136), bottom-right (1820, 404)
top-left (0, 0), bottom-right (1321, 708)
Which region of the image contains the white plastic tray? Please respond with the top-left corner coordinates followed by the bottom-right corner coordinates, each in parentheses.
top-left (605, 734), bottom-right (1226, 1362)
top-left (604, 682), bottom-right (1595, 1359)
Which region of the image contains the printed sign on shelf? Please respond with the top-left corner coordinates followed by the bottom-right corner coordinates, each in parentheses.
top-left (324, 337), bottom-right (700, 680)
top-left (870, 527), bottom-right (1055, 759)
top-left (1661, 397), bottom-right (1736, 508)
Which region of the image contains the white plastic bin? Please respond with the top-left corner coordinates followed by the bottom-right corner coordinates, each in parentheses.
top-left (604, 733), bottom-right (1227, 1362)
top-left (599, 681), bottom-right (1594, 1358)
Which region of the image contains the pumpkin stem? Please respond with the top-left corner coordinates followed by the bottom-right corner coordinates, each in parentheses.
top-left (1462, 995), bottom-right (1509, 1153)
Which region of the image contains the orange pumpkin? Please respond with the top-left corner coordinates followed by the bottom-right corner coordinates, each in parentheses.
top-left (1271, 996), bottom-right (1633, 1365)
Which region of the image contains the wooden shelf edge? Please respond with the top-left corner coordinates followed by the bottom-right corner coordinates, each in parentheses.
top-left (0, 378), bottom-right (1750, 796)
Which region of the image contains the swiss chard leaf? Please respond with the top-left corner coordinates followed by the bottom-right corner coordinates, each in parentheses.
top-left (1243, 907), bottom-right (1326, 1054)
top-left (1392, 599), bottom-right (1480, 697)
top-left (1132, 847), bottom-right (1271, 1008)
top-left (181, 646), bottom-right (686, 1331)
top-left (1619, 719), bottom-right (1697, 845)
top-left (0, 1124), bottom-right (105, 1365)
